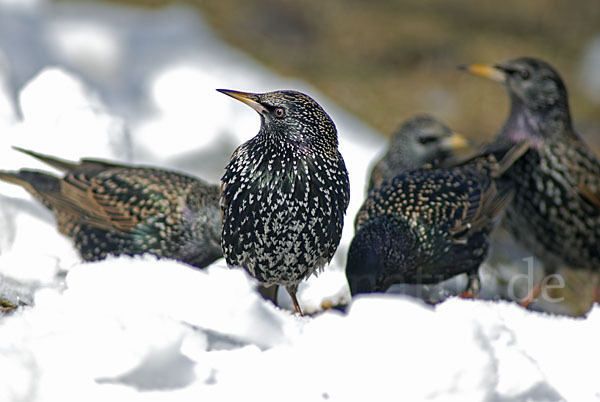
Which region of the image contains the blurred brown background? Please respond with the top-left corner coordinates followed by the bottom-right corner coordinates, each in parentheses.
top-left (97, 0), bottom-right (600, 150)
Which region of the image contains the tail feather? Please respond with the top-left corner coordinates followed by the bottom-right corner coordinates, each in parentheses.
top-left (12, 146), bottom-right (122, 172)
top-left (12, 146), bottom-right (82, 172)
top-left (0, 170), bottom-right (61, 208)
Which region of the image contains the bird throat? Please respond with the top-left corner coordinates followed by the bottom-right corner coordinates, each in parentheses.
top-left (501, 95), bottom-right (573, 149)
top-left (501, 109), bottom-right (548, 150)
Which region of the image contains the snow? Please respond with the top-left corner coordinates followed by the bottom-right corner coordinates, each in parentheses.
top-left (0, 1), bottom-right (598, 401)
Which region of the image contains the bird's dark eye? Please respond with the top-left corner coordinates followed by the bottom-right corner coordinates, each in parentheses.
top-left (274, 108), bottom-right (285, 118)
top-left (519, 70), bottom-right (530, 80)
top-left (417, 136), bottom-right (438, 145)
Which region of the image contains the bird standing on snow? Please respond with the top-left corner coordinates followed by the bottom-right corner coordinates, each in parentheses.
top-left (346, 141), bottom-right (529, 296)
top-left (367, 114), bottom-right (471, 193)
top-left (462, 57), bottom-right (600, 305)
top-left (0, 148), bottom-right (223, 268)
top-left (218, 89), bottom-right (350, 315)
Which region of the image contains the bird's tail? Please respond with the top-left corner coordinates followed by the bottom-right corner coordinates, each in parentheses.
top-left (12, 146), bottom-right (82, 172)
top-left (12, 146), bottom-right (124, 172)
top-left (0, 169), bottom-right (61, 209)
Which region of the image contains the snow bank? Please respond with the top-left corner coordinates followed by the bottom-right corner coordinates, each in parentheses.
top-left (1, 257), bottom-right (597, 401)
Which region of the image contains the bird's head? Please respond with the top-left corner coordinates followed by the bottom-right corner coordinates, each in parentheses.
top-left (463, 58), bottom-right (570, 122)
top-left (218, 89), bottom-right (338, 153)
top-left (391, 114), bottom-right (471, 168)
top-left (460, 57), bottom-right (572, 142)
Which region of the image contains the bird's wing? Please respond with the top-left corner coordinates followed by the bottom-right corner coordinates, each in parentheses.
top-left (53, 169), bottom-right (194, 234)
top-left (449, 178), bottom-right (514, 244)
top-left (573, 145), bottom-right (600, 208)
top-left (577, 183), bottom-right (600, 207)
top-left (441, 140), bottom-right (531, 178)
top-left (490, 140), bottom-right (532, 178)
top-left (0, 167), bottom-right (137, 234)
top-left (54, 172), bottom-right (140, 232)
top-left (553, 139), bottom-right (600, 209)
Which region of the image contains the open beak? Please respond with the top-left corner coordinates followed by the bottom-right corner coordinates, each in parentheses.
top-left (459, 64), bottom-right (507, 83)
top-left (217, 89), bottom-right (268, 114)
top-left (440, 131), bottom-right (474, 153)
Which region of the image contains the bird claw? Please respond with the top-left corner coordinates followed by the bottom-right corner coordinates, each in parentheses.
top-left (518, 282), bottom-right (543, 308)
top-left (457, 289), bottom-right (477, 299)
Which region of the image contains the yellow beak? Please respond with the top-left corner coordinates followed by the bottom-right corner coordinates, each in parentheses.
top-left (440, 131), bottom-right (473, 153)
top-left (217, 89), bottom-right (268, 114)
top-left (459, 64), bottom-right (507, 83)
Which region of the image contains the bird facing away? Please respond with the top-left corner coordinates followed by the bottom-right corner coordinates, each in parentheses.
top-left (462, 57), bottom-right (600, 305)
top-left (346, 141), bottom-right (529, 296)
top-left (0, 148), bottom-right (223, 268)
top-left (218, 89), bottom-right (350, 315)
top-left (367, 114), bottom-right (471, 193)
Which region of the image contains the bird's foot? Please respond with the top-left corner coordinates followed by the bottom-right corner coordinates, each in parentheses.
top-left (458, 274), bottom-right (481, 299)
top-left (518, 281), bottom-right (543, 308)
top-left (457, 289), bottom-right (478, 299)
top-left (592, 274), bottom-right (600, 304)
top-left (285, 284), bottom-right (303, 316)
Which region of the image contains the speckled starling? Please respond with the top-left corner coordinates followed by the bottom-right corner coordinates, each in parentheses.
top-left (0, 148), bottom-right (223, 268)
top-left (218, 89), bottom-right (350, 315)
top-left (462, 57), bottom-right (600, 304)
top-left (367, 114), bottom-right (471, 192)
top-left (345, 141), bottom-right (529, 296)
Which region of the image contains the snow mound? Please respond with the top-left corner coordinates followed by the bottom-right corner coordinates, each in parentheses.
top-left (2, 257), bottom-right (597, 401)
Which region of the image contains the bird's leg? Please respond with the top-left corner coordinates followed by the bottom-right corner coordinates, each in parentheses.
top-left (519, 281), bottom-right (543, 308)
top-left (285, 284), bottom-right (303, 316)
top-left (458, 274), bottom-right (481, 299)
top-left (592, 273), bottom-right (600, 304)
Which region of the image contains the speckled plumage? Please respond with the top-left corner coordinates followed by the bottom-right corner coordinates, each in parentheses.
top-left (219, 89), bottom-right (350, 314)
top-left (463, 57), bottom-right (600, 272)
top-left (367, 114), bottom-right (469, 192)
top-left (346, 142), bottom-right (527, 296)
top-left (0, 148), bottom-right (223, 268)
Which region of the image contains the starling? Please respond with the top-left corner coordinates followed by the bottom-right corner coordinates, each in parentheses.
top-left (367, 114), bottom-right (471, 192)
top-left (345, 141), bottom-right (529, 296)
top-left (462, 57), bottom-right (600, 305)
top-left (0, 148), bottom-right (223, 268)
top-left (218, 89), bottom-right (350, 315)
